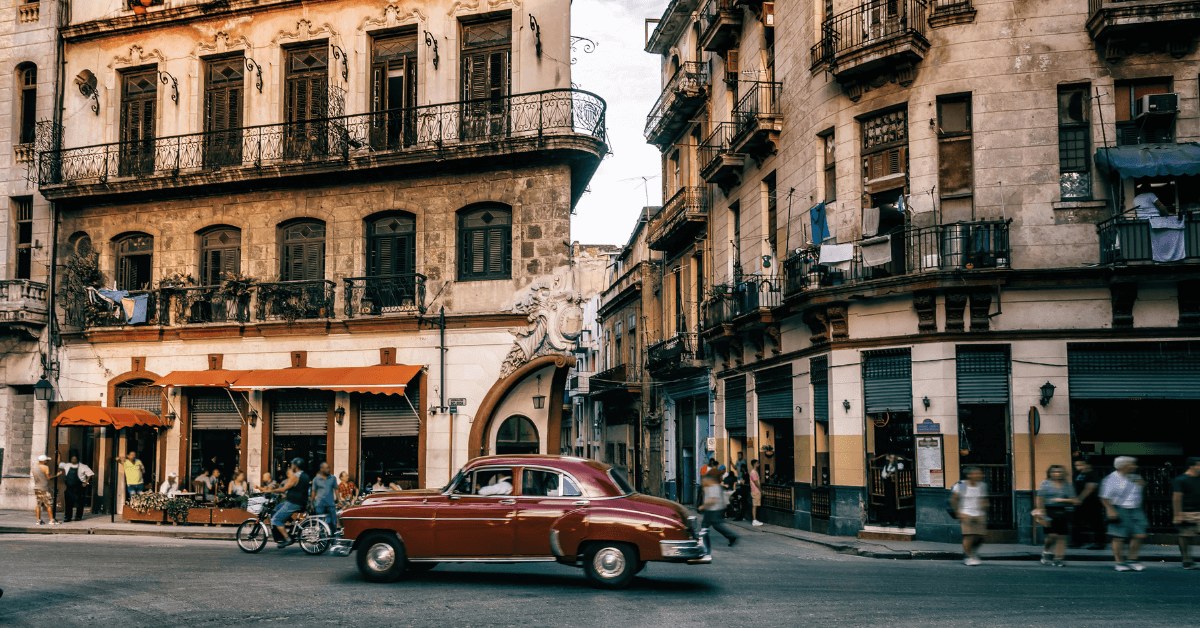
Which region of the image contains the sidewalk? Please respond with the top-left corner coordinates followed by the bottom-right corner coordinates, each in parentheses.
top-left (729, 520), bottom-right (1184, 562)
top-left (0, 509), bottom-right (235, 540)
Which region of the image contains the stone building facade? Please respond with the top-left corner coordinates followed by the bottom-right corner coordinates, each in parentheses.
top-left (645, 0), bottom-right (1200, 542)
top-left (27, 0), bottom-right (605, 516)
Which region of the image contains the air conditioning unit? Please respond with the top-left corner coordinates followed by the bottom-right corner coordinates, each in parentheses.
top-left (762, 2), bottom-right (775, 26)
top-left (724, 50), bottom-right (739, 84)
top-left (1136, 93), bottom-right (1178, 117)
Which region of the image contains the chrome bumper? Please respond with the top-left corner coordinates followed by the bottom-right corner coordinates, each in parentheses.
top-left (329, 538), bottom-right (353, 557)
top-left (660, 529), bottom-right (711, 564)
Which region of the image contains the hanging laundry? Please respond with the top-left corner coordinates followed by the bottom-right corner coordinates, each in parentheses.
top-left (1149, 215), bottom-right (1185, 263)
top-left (818, 243), bottom-right (853, 265)
top-left (810, 202), bottom-right (831, 244)
top-left (860, 235), bottom-right (893, 267)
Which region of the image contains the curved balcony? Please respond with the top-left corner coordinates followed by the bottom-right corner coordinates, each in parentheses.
top-left (700, 123), bottom-right (746, 191)
top-left (1087, 0), bottom-right (1200, 61)
top-left (0, 279), bottom-right (48, 335)
top-left (648, 187), bottom-right (708, 253)
top-left (700, 0), bottom-right (743, 52)
top-left (731, 82), bottom-right (783, 159)
top-left (811, 0), bottom-right (929, 96)
top-left (645, 62), bottom-right (710, 147)
top-left (646, 332), bottom-right (705, 376)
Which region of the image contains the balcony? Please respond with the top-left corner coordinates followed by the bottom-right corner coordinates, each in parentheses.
top-left (702, 289), bottom-right (736, 333)
top-left (647, 187), bottom-right (708, 252)
top-left (38, 89), bottom-right (607, 205)
top-left (731, 82), bottom-right (783, 159)
top-left (734, 274), bottom-right (783, 316)
top-left (783, 221), bottom-right (1011, 299)
top-left (811, 0), bottom-right (929, 94)
top-left (343, 274), bottom-right (427, 317)
top-left (0, 280), bottom-right (48, 335)
top-left (1087, 0), bottom-right (1200, 60)
top-left (645, 62), bottom-right (710, 147)
top-left (646, 332), bottom-right (705, 376)
top-left (589, 363), bottom-right (642, 399)
top-left (258, 280), bottom-right (337, 322)
top-left (173, 286), bottom-right (249, 325)
top-left (700, 0), bottom-right (743, 52)
top-left (568, 372), bottom-right (594, 396)
top-left (928, 0), bottom-right (976, 27)
top-left (18, 2), bottom-right (38, 23)
top-left (1097, 212), bottom-right (1200, 265)
top-left (699, 123), bottom-right (746, 191)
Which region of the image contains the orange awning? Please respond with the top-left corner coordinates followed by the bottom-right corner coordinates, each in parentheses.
top-left (228, 365), bottom-right (422, 396)
top-left (152, 370), bottom-right (252, 388)
top-left (52, 406), bottom-right (168, 429)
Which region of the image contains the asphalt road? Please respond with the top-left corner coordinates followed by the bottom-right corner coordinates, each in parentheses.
top-left (0, 529), bottom-right (1195, 627)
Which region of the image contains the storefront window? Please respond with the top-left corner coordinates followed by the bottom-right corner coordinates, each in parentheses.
top-left (360, 392), bottom-right (420, 489)
top-left (271, 392), bottom-right (329, 481)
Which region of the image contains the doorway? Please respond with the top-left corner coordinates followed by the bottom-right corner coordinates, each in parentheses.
top-left (867, 412), bottom-right (915, 527)
top-left (191, 429), bottom-right (241, 483)
top-left (125, 426), bottom-right (159, 491)
top-left (958, 404), bottom-right (1013, 528)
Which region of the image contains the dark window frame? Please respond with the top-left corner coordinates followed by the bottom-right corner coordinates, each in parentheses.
top-left (819, 128), bottom-right (836, 204)
top-left (366, 212), bottom-right (417, 277)
top-left (199, 226), bottom-right (242, 286)
top-left (279, 220), bottom-right (326, 282)
top-left (1057, 84), bottom-right (1093, 201)
top-left (18, 65), bottom-right (36, 145)
top-left (115, 232), bottom-right (154, 291)
top-left (457, 204), bottom-right (512, 281)
top-left (936, 93), bottom-right (975, 213)
top-left (14, 197), bottom-right (33, 280)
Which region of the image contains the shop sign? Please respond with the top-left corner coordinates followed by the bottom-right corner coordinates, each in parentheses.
top-left (448, 398), bottom-right (467, 407)
top-left (916, 418), bottom-right (940, 433)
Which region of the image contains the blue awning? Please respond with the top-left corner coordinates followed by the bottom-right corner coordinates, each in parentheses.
top-left (1095, 142), bottom-right (1200, 179)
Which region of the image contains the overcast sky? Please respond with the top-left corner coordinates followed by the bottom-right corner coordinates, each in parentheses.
top-left (570, 0), bottom-right (666, 247)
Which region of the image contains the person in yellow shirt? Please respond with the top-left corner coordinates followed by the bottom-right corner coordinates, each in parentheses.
top-left (117, 451), bottom-right (146, 499)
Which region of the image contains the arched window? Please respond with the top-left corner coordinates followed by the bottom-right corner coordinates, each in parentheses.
top-left (69, 231), bottom-right (93, 257)
top-left (496, 415), bottom-right (539, 455)
top-left (280, 220), bottom-right (325, 281)
top-left (367, 213), bottom-right (416, 277)
top-left (116, 233), bottom-right (153, 290)
top-left (458, 204), bottom-right (511, 281)
top-left (18, 64), bottom-right (36, 144)
top-left (199, 226), bottom-right (241, 285)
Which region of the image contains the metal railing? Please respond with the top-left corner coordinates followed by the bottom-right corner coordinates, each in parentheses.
top-left (568, 372), bottom-right (594, 395)
top-left (40, 89), bottom-right (607, 186)
top-left (647, 332), bottom-right (702, 370)
top-left (175, 286), bottom-right (249, 324)
top-left (644, 62), bottom-right (710, 138)
top-left (812, 0), bottom-right (929, 69)
top-left (812, 486), bottom-right (832, 519)
top-left (648, 186), bottom-right (708, 246)
top-left (1097, 212), bottom-right (1200, 264)
top-left (930, 0), bottom-right (973, 15)
top-left (343, 274), bottom-right (427, 317)
top-left (735, 274), bottom-right (782, 313)
top-left (71, 290), bottom-right (160, 328)
top-left (701, 0), bottom-right (739, 27)
top-left (257, 280), bottom-right (336, 322)
top-left (702, 290), bottom-right (736, 330)
top-left (760, 483), bottom-right (794, 511)
top-left (699, 122), bottom-right (738, 174)
top-left (590, 363), bottom-right (641, 395)
top-left (734, 82), bottom-right (782, 139)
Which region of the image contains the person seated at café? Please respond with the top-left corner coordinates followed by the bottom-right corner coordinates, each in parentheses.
top-left (371, 476), bottom-right (387, 492)
top-left (256, 472), bottom-right (278, 493)
top-left (228, 472), bottom-right (249, 497)
top-left (159, 472), bottom-right (180, 496)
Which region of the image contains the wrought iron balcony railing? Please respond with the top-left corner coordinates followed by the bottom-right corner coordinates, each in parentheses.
top-left (734, 82), bottom-right (782, 137)
top-left (39, 89), bottom-right (607, 187)
top-left (590, 363), bottom-right (641, 396)
top-left (700, 122), bottom-right (738, 175)
top-left (257, 280), bottom-right (337, 322)
top-left (647, 186), bottom-right (708, 251)
top-left (173, 286), bottom-right (249, 324)
top-left (344, 274), bottom-right (427, 318)
top-left (1097, 212), bottom-right (1200, 265)
top-left (931, 0), bottom-right (973, 15)
top-left (647, 332), bottom-right (703, 372)
top-left (68, 290), bottom-right (161, 328)
top-left (645, 62), bottom-right (710, 141)
top-left (700, 0), bottom-right (743, 51)
top-left (811, 0), bottom-right (929, 69)
top-left (734, 274), bottom-right (782, 313)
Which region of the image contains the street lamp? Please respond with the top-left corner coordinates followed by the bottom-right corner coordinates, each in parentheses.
top-left (334, 405), bottom-right (346, 425)
top-left (1039, 381), bottom-right (1056, 407)
top-left (33, 376), bottom-right (53, 401)
top-left (532, 374), bottom-right (546, 409)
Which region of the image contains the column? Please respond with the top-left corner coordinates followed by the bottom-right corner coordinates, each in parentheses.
top-left (828, 348), bottom-right (864, 537)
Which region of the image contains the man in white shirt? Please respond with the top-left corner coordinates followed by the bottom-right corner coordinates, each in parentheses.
top-left (1100, 456), bottom-right (1147, 572)
top-left (477, 475), bottom-right (513, 496)
top-left (58, 451), bottom-right (94, 522)
top-left (951, 467), bottom-right (989, 566)
top-left (1132, 183), bottom-right (1169, 218)
top-left (159, 472), bottom-right (180, 497)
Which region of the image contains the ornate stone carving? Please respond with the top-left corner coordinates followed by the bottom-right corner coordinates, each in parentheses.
top-left (499, 282), bottom-right (584, 378)
top-left (197, 32), bottom-right (252, 55)
top-left (766, 324), bottom-right (782, 356)
top-left (748, 330), bottom-right (765, 362)
top-left (274, 20), bottom-right (340, 45)
top-left (913, 291), bottom-right (937, 333)
top-left (729, 335), bottom-right (745, 367)
top-left (361, 4), bottom-right (426, 30)
top-left (969, 291), bottom-right (993, 332)
top-left (802, 308), bottom-right (829, 344)
top-left (1110, 282), bottom-right (1138, 329)
top-left (109, 45), bottom-right (165, 69)
top-left (826, 304), bottom-right (849, 341)
top-left (945, 292), bottom-right (968, 332)
top-left (1179, 280), bottom-right (1200, 328)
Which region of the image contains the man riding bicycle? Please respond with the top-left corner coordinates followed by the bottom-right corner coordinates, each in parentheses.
top-left (261, 458), bottom-right (311, 548)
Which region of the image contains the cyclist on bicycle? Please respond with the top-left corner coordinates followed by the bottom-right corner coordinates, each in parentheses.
top-left (262, 458), bottom-right (310, 548)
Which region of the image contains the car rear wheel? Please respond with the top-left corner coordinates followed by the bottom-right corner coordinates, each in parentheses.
top-left (584, 542), bottom-right (637, 589)
top-left (356, 533), bottom-right (406, 583)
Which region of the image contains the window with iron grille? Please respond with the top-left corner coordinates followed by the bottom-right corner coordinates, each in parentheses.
top-left (458, 205), bottom-right (511, 280)
top-left (861, 108), bottom-right (908, 208)
top-left (1057, 84), bottom-right (1092, 200)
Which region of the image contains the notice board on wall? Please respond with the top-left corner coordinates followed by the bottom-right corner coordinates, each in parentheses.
top-left (916, 435), bottom-right (945, 488)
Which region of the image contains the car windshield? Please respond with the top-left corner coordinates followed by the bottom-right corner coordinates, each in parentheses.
top-left (607, 468), bottom-right (636, 495)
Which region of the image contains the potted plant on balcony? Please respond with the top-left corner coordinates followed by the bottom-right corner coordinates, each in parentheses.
top-left (258, 281), bottom-right (311, 323)
top-left (158, 273), bottom-right (194, 326)
top-left (218, 271), bottom-right (257, 323)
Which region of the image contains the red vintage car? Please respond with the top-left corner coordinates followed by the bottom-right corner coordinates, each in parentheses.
top-left (330, 455), bottom-right (710, 588)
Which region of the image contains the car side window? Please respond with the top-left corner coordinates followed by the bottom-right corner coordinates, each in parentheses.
top-left (560, 476), bottom-right (583, 497)
top-left (521, 469), bottom-right (583, 497)
top-left (452, 471), bottom-right (475, 495)
top-left (473, 468), bottom-right (514, 496)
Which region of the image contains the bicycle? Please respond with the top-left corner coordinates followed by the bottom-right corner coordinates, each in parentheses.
top-left (236, 495), bottom-right (333, 555)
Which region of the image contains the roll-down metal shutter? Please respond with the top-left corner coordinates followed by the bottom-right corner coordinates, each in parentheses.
top-left (756, 365), bottom-right (793, 420)
top-left (956, 346), bottom-right (1010, 405)
top-left (273, 394), bottom-right (329, 435)
top-left (360, 391), bottom-right (421, 438)
top-left (118, 389), bottom-right (162, 416)
top-left (863, 349), bottom-right (912, 413)
top-left (811, 356), bottom-right (829, 423)
top-left (724, 375), bottom-right (746, 430)
top-left (189, 392), bottom-right (241, 430)
top-left (1068, 342), bottom-right (1200, 400)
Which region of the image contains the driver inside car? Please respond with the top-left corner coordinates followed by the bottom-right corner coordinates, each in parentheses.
top-left (477, 473), bottom-right (513, 496)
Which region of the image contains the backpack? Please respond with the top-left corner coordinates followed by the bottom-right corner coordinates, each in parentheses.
top-left (946, 482), bottom-right (962, 519)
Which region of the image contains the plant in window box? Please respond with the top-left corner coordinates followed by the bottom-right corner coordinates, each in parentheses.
top-left (258, 283), bottom-right (310, 323)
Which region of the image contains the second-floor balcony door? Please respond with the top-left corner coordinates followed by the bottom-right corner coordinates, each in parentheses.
top-left (371, 33), bottom-right (418, 150)
top-left (284, 45), bottom-right (330, 161)
top-left (119, 69), bottom-right (158, 177)
top-left (366, 215), bottom-right (417, 312)
top-left (460, 18), bottom-right (511, 141)
top-left (204, 57), bottom-right (245, 168)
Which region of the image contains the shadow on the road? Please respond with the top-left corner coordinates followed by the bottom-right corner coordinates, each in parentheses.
top-left (332, 568), bottom-right (716, 593)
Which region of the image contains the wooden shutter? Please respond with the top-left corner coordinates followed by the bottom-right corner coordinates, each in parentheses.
top-left (464, 52), bottom-right (490, 101)
top-left (471, 230), bottom-right (486, 274)
top-left (487, 228), bottom-right (506, 274)
top-left (726, 50), bottom-right (739, 82)
top-left (304, 242), bottom-right (324, 280)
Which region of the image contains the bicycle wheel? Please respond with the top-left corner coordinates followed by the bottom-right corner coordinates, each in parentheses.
top-left (298, 517), bottom-right (332, 555)
top-left (236, 519), bottom-right (269, 553)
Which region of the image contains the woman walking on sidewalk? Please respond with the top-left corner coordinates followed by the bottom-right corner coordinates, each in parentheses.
top-left (1037, 465), bottom-right (1077, 567)
top-left (952, 467), bottom-right (989, 566)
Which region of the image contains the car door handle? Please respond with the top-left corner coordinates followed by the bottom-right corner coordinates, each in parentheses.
top-left (499, 499), bottom-right (516, 505)
top-left (573, 500), bottom-right (590, 506)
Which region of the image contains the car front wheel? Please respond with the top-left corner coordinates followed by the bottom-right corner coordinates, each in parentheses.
top-left (584, 542), bottom-right (637, 589)
top-left (356, 532), bottom-right (406, 583)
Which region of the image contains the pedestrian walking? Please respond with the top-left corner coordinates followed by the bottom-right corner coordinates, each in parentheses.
top-left (117, 451), bottom-right (145, 499)
top-left (699, 470), bottom-right (738, 547)
top-left (1172, 457), bottom-right (1200, 570)
top-left (1036, 465), bottom-right (1077, 567)
top-left (1100, 456), bottom-right (1148, 572)
top-left (228, 472), bottom-right (249, 497)
top-left (952, 467), bottom-right (989, 566)
top-left (32, 455), bottom-right (61, 525)
top-left (159, 472), bottom-right (180, 496)
top-left (337, 472), bottom-right (358, 507)
top-left (58, 450), bottom-right (94, 522)
top-left (311, 462), bottom-right (339, 529)
top-left (1071, 457), bottom-right (1105, 549)
top-left (749, 459), bottom-right (763, 526)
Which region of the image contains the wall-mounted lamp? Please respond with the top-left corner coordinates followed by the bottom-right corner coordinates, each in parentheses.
top-left (330, 44), bottom-right (349, 81)
top-left (165, 411), bottom-right (177, 427)
top-left (842, 399), bottom-right (851, 413)
top-left (1039, 381), bottom-right (1056, 407)
top-left (533, 374), bottom-right (546, 409)
top-left (245, 58), bottom-right (264, 93)
top-left (795, 405), bottom-right (802, 414)
top-left (158, 71), bottom-right (178, 104)
top-left (75, 70), bottom-right (100, 115)
top-left (922, 396), bottom-right (931, 410)
top-left (424, 31), bottom-right (439, 69)
top-left (529, 14), bottom-right (543, 58)
top-left (248, 408), bottom-right (258, 428)
top-left (34, 375), bottom-right (54, 401)
top-left (334, 405), bottom-right (346, 425)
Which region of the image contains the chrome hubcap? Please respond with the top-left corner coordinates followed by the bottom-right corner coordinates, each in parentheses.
top-left (593, 547), bottom-right (626, 579)
top-left (366, 543), bottom-right (396, 572)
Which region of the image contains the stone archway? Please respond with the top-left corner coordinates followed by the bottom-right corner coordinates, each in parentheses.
top-left (467, 354), bottom-right (574, 460)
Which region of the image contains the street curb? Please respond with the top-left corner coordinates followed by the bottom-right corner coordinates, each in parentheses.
top-left (0, 526), bottom-right (235, 540)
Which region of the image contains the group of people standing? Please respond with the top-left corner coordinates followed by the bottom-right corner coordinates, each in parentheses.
top-left (696, 453), bottom-right (767, 549)
top-left (952, 456), bottom-right (1200, 570)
